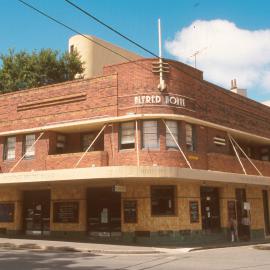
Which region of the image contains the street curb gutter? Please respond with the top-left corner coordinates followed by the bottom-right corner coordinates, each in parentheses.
top-left (0, 242), bottom-right (163, 255)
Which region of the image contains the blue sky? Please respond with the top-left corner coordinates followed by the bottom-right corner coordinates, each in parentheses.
top-left (1, 0), bottom-right (270, 101)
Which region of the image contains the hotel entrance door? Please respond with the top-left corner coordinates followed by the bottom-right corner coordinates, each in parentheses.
top-left (87, 187), bottom-right (121, 236)
top-left (23, 190), bottom-right (51, 236)
top-left (200, 187), bottom-right (221, 232)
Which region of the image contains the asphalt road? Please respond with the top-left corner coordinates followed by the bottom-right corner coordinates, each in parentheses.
top-left (1, 245), bottom-right (270, 270)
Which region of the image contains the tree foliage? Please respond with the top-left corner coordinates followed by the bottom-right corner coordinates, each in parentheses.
top-left (0, 49), bottom-right (84, 93)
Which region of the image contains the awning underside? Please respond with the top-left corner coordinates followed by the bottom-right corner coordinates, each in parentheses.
top-left (0, 166), bottom-right (270, 186)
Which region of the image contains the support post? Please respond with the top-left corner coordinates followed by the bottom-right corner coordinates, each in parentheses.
top-left (10, 132), bottom-right (44, 173)
top-left (135, 120), bottom-right (140, 167)
top-left (74, 124), bottom-right (107, 168)
top-left (228, 133), bottom-right (247, 175)
top-left (230, 135), bottom-right (263, 176)
top-left (162, 119), bottom-right (192, 169)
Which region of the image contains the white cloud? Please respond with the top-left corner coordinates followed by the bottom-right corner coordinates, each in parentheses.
top-left (165, 19), bottom-right (270, 93)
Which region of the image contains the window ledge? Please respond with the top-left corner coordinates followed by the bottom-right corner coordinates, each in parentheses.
top-left (3, 159), bottom-right (16, 163)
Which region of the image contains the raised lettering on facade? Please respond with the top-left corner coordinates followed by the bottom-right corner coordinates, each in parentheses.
top-left (134, 95), bottom-right (186, 108)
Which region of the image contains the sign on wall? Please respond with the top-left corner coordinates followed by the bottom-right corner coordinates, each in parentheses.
top-left (134, 95), bottom-right (186, 108)
top-left (189, 201), bottom-right (199, 223)
top-left (112, 185), bottom-right (126, 193)
top-left (53, 201), bottom-right (79, 223)
top-left (0, 203), bottom-right (15, 222)
top-left (123, 200), bottom-right (137, 223)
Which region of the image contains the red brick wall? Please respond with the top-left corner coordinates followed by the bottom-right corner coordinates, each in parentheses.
top-left (0, 58), bottom-right (269, 174)
top-left (0, 75), bottom-right (118, 133)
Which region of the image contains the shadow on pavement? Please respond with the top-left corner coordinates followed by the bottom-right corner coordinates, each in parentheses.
top-left (0, 250), bottom-right (110, 270)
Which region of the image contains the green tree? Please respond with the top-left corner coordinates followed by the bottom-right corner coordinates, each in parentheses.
top-left (0, 48), bottom-right (84, 93)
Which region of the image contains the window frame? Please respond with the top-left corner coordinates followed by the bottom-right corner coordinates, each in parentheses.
top-left (3, 136), bottom-right (16, 161)
top-left (23, 134), bottom-right (36, 159)
top-left (81, 133), bottom-right (95, 152)
top-left (151, 185), bottom-right (176, 216)
top-left (165, 120), bottom-right (179, 150)
top-left (56, 134), bottom-right (66, 154)
top-left (142, 120), bottom-right (160, 150)
top-left (120, 121), bottom-right (135, 150)
top-left (185, 123), bottom-right (196, 152)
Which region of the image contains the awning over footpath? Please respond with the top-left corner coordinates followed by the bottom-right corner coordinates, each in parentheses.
top-left (0, 166), bottom-right (270, 186)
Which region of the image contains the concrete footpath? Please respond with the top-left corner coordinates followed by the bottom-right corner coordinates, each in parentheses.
top-left (0, 238), bottom-right (270, 255)
top-left (0, 238), bottom-right (192, 254)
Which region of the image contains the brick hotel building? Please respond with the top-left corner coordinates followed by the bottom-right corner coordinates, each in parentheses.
top-left (0, 35), bottom-right (270, 245)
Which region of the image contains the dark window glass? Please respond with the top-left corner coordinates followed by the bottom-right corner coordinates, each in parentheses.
top-left (120, 122), bottom-right (135, 149)
top-left (4, 136), bottom-right (16, 160)
top-left (142, 120), bottom-right (159, 149)
top-left (23, 134), bottom-right (35, 158)
top-left (56, 134), bottom-right (66, 154)
top-left (151, 186), bottom-right (175, 215)
top-left (0, 203), bottom-right (15, 222)
top-left (186, 124), bottom-right (196, 151)
top-left (82, 133), bottom-right (95, 152)
top-left (165, 120), bottom-right (179, 149)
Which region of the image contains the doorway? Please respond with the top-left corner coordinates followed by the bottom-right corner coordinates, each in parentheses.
top-left (23, 190), bottom-right (51, 235)
top-left (87, 187), bottom-right (121, 236)
top-left (235, 188), bottom-right (250, 241)
top-left (262, 190), bottom-right (270, 236)
top-left (200, 187), bottom-right (221, 232)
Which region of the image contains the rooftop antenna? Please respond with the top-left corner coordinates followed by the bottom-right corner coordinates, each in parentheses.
top-left (190, 46), bottom-right (208, 68)
top-left (157, 18), bottom-right (166, 91)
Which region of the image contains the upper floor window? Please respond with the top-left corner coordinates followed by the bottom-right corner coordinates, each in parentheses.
top-left (56, 134), bottom-right (66, 154)
top-left (261, 147), bottom-right (270, 161)
top-left (151, 186), bottom-right (176, 216)
top-left (186, 123), bottom-right (196, 151)
top-left (165, 120), bottom-right (179, 149)
top-left (142, 120), bottom-right (159, 149)
top-left (24, 134), bottom-right (35, 159)
top-left (4, 136), bottom-right (16, 161)
top-left (82, 134), bottom-right (95, 152)
top-left (120, 122), bottom-right (135, 150)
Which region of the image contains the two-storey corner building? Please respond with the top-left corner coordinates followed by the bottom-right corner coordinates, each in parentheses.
top-left (0, 53), bottom-right (270, 245)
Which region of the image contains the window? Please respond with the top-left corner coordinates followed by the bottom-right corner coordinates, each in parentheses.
top-left (151, 186), bottom-right (175, 216)
top-left (142, 120), bottom-right (159, 149)
top-left (0, 203), bottom-right (15, 222)
top-left (82, 133), bottom-right (95, 152)
top-left (261, 147), bottom-right (269, 161)
top-left (24, 134), bottom-right (35, 158)
top-left (56, 134), bottom-right (66, 154)
top-left (165, 120), bottom-right (179, 149)
top-left (4, 136), bottom-right (16, 160)
top-left (186, 124), bottom-right (196, 151)
top-left (120, 122), bottom-right (135, 149)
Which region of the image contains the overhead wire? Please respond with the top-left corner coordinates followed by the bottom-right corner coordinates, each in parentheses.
top-left (63, 0), bottom-right (269, 115)
top-left (17, 0), bottom-right (205, 87)
top-left (17, 0), bottom-right (153, 73)
top-left (63, 0), bottom-right (158, 58)
top-left (62, 0), bottom-right (210, 86)
top-left (17, 0), bottom-right (264, 118)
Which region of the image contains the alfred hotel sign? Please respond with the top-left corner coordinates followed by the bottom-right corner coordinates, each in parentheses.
top-left (134, 95), bottom-right (186, 108)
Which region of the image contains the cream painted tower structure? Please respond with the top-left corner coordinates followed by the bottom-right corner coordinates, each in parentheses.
top-left (69, 35), bottom-right (142, 79)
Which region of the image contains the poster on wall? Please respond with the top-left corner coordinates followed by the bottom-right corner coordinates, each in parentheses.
top-left (124, 200), bottom-right (137, 223)
top-left (0, 203), bottom-right (15, 222)
top-left (53, 202), bottom-right (79, 223)
top-left (189, 201), bottom-right (199, 223)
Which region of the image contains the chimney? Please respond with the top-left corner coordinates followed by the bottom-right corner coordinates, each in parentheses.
top-left (230, 79), bottom-right (247, 97)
